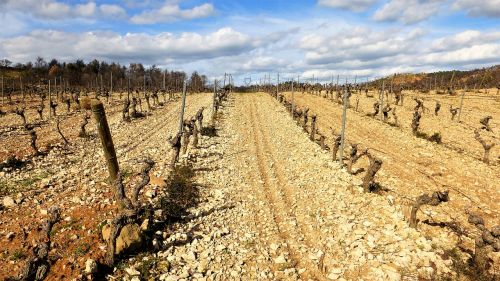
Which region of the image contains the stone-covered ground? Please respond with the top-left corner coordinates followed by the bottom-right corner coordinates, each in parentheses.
top-left (0, 91), bottom-right (498, 280)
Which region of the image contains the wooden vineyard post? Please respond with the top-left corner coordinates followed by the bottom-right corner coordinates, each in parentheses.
top-left (178, 80), bottom-right (187, 133)
top-left (49, 79), bottom-right (52, 118)
top-left (230, 74), bottom-right (233, 93)
top-left (457, 85), bottom-right (467, 122)
top-left (277, 73), bottom-right (280, 99)
top-left (336, 75), bottom-right (339, 97)
top-left (291, 79), bottom-right (295, 117)
top-left (380, 80), bottom-right (385, 121)
top-left (477, 71), bottom-right (487, 93)
top-left (163, 71), bottom-right (166, 90)
top-left (1, 74), bottom-right (3, 105)
top-left (298, 75), bottom-right (300, 92)
top-left (354, 75), bottom-right (357, 96)
top-left (365, 77), bottom-right (369, 96)
top-left (91, 100), bottom-right (119, 182)
top-left (127, 74), bottom-right (131, 101)
top-left (449, 71), bottom-right (455, 92)
top-left (211, 79), bottom-right (217, 125)
top-left (338, 78), bottom-right (349, 163)
top-left (331, 75), bottom-right (334, 99)
top-left (110, 72), bottom-right (113, 102)
top-left (390, 75), bottom-right (394, 97)
top-left (312, 74), bottom-right (315, 94)
top-left (20, 76), bottom-right (24, 103)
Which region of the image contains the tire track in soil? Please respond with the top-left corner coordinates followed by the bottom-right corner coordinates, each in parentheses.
top-left (224, 95), bottom-right (278, 278)
top-left (249, 96), bottom-right (330, 271)
top-left (115, 94), bottom-right (210, 159)
top-left (114, 100), bottom-right (181, 158)
top-left (244, 94), bottom-right (326, 280)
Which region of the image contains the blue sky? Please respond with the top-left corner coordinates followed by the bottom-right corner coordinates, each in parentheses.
top-left (0, 0), bottom-right (499, 84)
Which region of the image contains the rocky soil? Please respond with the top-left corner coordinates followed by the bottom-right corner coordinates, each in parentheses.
top-left (0, 91), bottom-right (498, 280)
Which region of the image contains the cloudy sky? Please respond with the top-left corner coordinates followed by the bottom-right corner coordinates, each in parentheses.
top-left (0, 0), bottom-right (499, 84)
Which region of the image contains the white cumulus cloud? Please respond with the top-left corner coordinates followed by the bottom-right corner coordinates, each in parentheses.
top-left (318, 0), bottom-right (378, 12)
top-left (373, 0), bottom-right (447, 24)
top-left (99, 4), bottom-right (127, 18)
top-left (0, 28), bottom-right (272, 65)
top-left (0, 0), bottom-right (129, 20)
top-left (452, 0), bottom-right (500, 17)
top-left (130, 2), bottom-right (215, 24)
top-left (75, 2), bottom-right (97, 18)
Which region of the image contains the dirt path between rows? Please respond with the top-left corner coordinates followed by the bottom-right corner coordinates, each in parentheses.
top-left (167, 92), bottom-right (452, 280)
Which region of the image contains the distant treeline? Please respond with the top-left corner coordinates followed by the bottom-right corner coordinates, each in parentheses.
top-left (367, 65), bottom-right (500, 90)
top-left (0, 57), bottom-right (209, 92)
